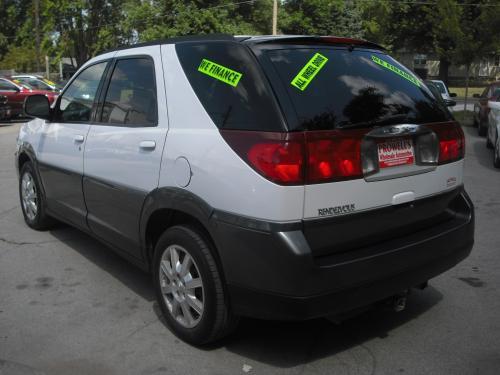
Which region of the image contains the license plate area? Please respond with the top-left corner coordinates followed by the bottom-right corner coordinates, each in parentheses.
top-left (377, 138), bottom-right (415, 169)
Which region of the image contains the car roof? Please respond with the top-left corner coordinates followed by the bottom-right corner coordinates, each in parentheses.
top-left (101, 34), bottom-right (385, 56)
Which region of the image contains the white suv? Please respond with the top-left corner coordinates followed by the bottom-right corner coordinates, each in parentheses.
top-left (16, 35), bottom-right (474, 345)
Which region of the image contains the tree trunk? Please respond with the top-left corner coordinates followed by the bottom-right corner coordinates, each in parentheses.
top-left (464, 63), bottom-right (470, 113)
top-left (439, 58), bottom-right (450, 85)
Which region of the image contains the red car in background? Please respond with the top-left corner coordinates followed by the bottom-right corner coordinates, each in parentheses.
top-left (473, 81), bottom-right (500, 136)
top-left (0, 77), bottom-right (58, 119)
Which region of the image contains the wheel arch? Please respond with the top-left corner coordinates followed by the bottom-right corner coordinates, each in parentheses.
top-left (140, 188), bottom-right (222, 274)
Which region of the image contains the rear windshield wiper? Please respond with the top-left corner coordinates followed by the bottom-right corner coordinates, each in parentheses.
top-left (338, 114), bottom-right (409, 129)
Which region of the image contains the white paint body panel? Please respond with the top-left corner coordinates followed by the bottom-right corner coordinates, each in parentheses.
top-left (159, 44), bottom-right (304, 222)
top-left (304, 161), bottom-right (464, 219)
top-left (84, 46), bottom-right (169, 192)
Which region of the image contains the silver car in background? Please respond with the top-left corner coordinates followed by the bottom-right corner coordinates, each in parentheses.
top-left (486, 88), bottom-right (500, 168)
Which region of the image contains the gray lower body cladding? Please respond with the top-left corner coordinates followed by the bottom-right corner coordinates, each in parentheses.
top-left (210, 188), bottom-right (474, 320)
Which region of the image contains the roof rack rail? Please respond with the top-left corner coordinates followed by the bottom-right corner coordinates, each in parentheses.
top-left (100, 33), bottom-right (235, 55)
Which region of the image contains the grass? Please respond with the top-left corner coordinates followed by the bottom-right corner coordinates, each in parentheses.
top-left (453, 110), bottom-right (475, 127)
top-left (448, 87), bottom-right (483, 98)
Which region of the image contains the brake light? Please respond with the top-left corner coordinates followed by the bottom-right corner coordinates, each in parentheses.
top-left (247, 142), bottom-right (303, 184)
top-left (220, 129), bottom-right (364, 185)
top-left (220, 130), bottom-right (305, 185)
top-left (427, 122), bottom-right (465, 164)
top-left (306, 131), bottom-right (364, 183)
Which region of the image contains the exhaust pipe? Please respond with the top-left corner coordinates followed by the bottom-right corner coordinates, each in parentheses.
top-left (393, 295), bottom-right (407, 312)
top-left (391, 289), bottom-right (411, 312)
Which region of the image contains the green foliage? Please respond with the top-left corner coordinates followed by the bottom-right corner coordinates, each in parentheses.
top-left (0, 0), bottom-right (498, 75)
top-left (280, 0), bottom-right (364, 38)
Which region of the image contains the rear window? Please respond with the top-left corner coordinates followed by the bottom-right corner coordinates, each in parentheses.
top-left (176, 41), bottom-right (285, 131)
top-left (264, 48), bottom-right (451, 130)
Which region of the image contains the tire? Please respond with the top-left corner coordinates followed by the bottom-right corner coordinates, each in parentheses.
top-left (153, 225), bottom-right (238, 345)
top-left (494, 132), bottom-right (500, 169)
top-left (19, 162), bottom-right (55, 230)
top-left (478, 119), bottom-right (487, 136)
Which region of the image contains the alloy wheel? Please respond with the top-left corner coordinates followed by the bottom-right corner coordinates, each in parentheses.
top-left (159, 244), bottom-right (204, 328)
top-left (21, 172), bottom-right (38, 221)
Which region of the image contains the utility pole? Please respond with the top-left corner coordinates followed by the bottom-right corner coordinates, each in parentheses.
top-left (34, 0), bottom-right (41, 72)
top-left (272, 0), bottom-right (278, 35)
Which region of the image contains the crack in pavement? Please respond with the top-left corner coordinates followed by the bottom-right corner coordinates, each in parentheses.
top-left (0, 237), bottom-right (60, 246)
top-left (125, 317), bottom-right (159, 339)
top-left (0, 206), bottom-right (18, 218)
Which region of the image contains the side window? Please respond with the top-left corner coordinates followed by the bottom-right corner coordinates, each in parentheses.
top-left (100, 58), bottom-right (157, 126)
top-left (58, 62), bottom-right (107, 123)
top-left (176, 42), bottom-right (285, 131)
top-left (0, 80), bottom-right (18, 91)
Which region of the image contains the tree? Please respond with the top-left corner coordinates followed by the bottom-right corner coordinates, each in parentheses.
top-left (280, 0), bottom-right (364, 38)
top-left (42, 0), bottom-right (124, 67)
top-left (426, 0), bottom-right (462, 84)
top-left (120, 0), bottom-right (274, 43)
top-left (454, 0), bottom-right (500, 110)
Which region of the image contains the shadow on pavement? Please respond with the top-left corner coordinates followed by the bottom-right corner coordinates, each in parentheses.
top-left (222, 286), bottom-right (443, 368)
top-left (48, 216), bottom-right (442, 369)
top-left (49, 226), bottom-right (155, 301)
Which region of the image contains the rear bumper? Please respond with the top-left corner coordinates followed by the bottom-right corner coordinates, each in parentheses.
top-left (210, 188), bottom-right (474, 320)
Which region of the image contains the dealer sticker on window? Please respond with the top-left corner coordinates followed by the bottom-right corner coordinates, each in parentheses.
top-left (371, 55), bottom-right (421, 87)
top-left (378, 139), bottom-right (415, 168)
top-left (291, 52), bottom-right (329, 91)
top-left (198, 58), bottom-right (242, 87)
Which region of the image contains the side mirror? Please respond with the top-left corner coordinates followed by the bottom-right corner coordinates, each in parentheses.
top-left (24, 94), bottom-right (51, 120)
top-left (444, 99), bottom-right (456, 107)
top-left (472, 93), bottom-right (481, 98)
top-left (449, 92), bottom-right (457, 97)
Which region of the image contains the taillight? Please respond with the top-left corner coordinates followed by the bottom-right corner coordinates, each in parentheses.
top-left (305, 130), bottom-right (364, 183)
top-left (220, 129), bottom-right (364, 185)
top-left (427, 122), bottom-right (465, 164)
top-left (220, 130), bottom-right (305, 185)
top-left (247, 141), bottom-right (303, 184)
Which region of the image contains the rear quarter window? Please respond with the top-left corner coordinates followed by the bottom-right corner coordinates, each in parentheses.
top-left (262, 47), bottom-right (451, 131)
top-left (176, 41), bottom-right (285, 131)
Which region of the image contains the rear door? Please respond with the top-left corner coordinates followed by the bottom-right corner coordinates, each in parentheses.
top-left (260, 46), bottom-right (464, 218)
top-left (83, 47), bottom-right (168, 257)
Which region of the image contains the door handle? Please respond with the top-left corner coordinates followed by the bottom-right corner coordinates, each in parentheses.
top-left (74, 134), bottom-right (85, 143)
top-left (139, 140), bottom-right (156, 151)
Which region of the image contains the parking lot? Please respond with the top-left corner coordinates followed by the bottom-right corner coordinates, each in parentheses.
top-left (0, 122), bottom-right (499, 375)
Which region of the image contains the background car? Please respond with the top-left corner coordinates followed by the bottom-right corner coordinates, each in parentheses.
top-left (0, 95), bottom-right (11, 121)
top-left (473, 81), bottom-right (500, 136)
top-left (425, 80), bottom-right (456, 108)
top-left (486, 88), bottom-right (500, 168)
top-left (0, 77), bottom-right (58, 119)
top-left (11, 75), bottom-right (61, 92)
top-left (429, 79), bottom-right (456, 100)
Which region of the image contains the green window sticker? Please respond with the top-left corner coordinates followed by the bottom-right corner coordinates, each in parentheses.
top-left (291, 53), bottom-right (329, 91)
top-left (371, 55), bottom-right (421, 87)
top-left (198, 59), bottom-right (242, 87)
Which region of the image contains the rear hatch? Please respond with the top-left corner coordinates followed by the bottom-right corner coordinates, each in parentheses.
top-left (249, 39), bottom-right (465, 257)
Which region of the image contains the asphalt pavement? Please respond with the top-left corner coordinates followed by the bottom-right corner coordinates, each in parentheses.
top-left (450, 99), bottom-right (476, 112)
top-left (1, 122), bottom-right (499, 375)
